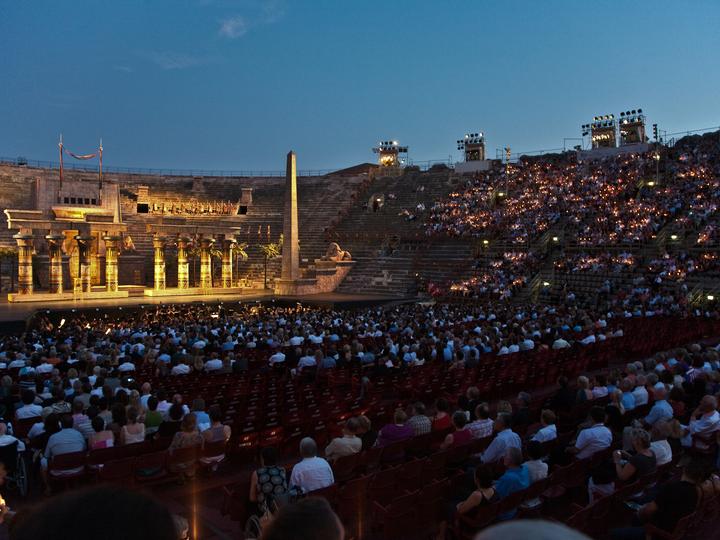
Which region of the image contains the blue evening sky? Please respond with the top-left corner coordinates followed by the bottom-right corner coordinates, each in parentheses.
top-left (1, 1), bottom-right (719, 172)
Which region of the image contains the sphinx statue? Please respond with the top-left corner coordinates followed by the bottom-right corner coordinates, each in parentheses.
top-left (324, 242), bottom-right (352, 262)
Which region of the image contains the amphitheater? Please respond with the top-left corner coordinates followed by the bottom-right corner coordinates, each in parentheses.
top-left (0, 128), bottom-right (719, 540)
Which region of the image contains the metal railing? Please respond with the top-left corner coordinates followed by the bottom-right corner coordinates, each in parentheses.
top-left (2, 124), bottom-right (717, 177)
top-left (0, 156), bottom-right (337, 178)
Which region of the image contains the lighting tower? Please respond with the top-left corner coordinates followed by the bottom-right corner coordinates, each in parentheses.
top-left (456, 132), bottom-right (485, 161)
top-left (618, 108), bottom-right (646, 145)
top-left (582, 114), bottom-right (617, 149)
top-left (372, 140), bottom-right (408, 168)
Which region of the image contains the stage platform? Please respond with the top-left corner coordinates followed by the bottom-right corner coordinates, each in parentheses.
top-left (0, 291), bottom-right (413, 327)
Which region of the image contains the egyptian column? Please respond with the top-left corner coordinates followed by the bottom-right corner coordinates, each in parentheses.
top-left (103, 236), bottom-right (121, 292)
top-left (75, 235), bottom-right (94, 293)
top-left (199, 237), bottom-right (214, 289)
top-left (152, 235), bottom-right (167, 290)
top-left (177, 237), bottom-right (190, 289)
top-left (222, 238), bottom-right (236, 288)
top-left (14, 233), bottom-right (34, 295)
top-left (281, 151), bottom-right (300, 281)
top-left (45, 234), bottom-right (65, 294)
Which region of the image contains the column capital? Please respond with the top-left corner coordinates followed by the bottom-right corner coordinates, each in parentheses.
top-left (199, 237), bottom-right (215, 249)
top-left (13, 233), bottom-right (34, 246)
top-left (152, 235), bottom-right (167, 249)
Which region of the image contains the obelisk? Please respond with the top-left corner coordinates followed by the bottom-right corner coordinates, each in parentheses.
top-left (281, 151), bottom-right (300, 281)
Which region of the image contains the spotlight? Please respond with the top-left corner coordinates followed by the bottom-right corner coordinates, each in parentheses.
top-left (708, 295), bottom-right (715, 301)
top-left (620, 112), bottom-right (625, 116)
top-left (637, 108), bottom-right (642, 113)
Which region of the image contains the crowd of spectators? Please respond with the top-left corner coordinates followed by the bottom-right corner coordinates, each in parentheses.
top-left (427, 132), bottom-right (720, 250)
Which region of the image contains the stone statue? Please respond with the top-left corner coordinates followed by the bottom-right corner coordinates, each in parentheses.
top-left (324, 242), bottom-right (352, 262)
top-left (122, 234), bottom-right (137, 252)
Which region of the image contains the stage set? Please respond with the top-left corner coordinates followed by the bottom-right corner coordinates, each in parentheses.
top-left (3, 145), bottom-right (354, 309)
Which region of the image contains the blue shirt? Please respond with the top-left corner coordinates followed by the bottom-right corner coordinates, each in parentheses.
top-left (621, 392), bottom-right (636, 411)
top-left (45, 428), bottom-right (86, 459)
top-left (480, 429), bottom-right (522, 463)
top-left (495, 464), bottom-right (530, 498)
top-left (645, 400), bottom-right (673, 426)
top-left (495, 465), bottom-right (530, 519)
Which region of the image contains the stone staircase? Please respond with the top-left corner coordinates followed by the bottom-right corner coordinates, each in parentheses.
top-left (331, 171), bottom-right (456, 296)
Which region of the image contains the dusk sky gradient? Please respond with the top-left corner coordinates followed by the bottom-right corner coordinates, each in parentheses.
top-left (1, 0), bottom-right (719, 172)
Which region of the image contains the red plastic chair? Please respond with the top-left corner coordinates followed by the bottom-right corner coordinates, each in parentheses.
top-left (331, 452), bottom-right (360, 483)
top-left (96, 457), bottom-right (136, 486)
top-left (372, 490), bottom-right (420, 540)
top-left (133, 450), bottom-right (168, 484)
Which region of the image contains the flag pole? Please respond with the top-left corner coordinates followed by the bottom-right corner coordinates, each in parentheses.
top-left (98, 137), bottom-right (103, 193)
top-left (58, 133), bottom-right (64, 189)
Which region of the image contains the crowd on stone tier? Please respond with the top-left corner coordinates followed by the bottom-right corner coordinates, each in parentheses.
top-left (440, 251), bottom-right (541, 300)
top-left (0, 301), bottom-right (719, 539)
top-left (554, 250), bottom-right (720, 280)
top-left (426, 131), bottom-right (720, 247)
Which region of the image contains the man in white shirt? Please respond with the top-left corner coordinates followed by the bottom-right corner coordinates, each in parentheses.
top-left (631, 375), bottom-right (649, 406)
top-left (288, 334), bottom-right (304, 347)
top-left (552, 337), bottom-right (570, 349)
top-left (204, 355), bottom-right (223, 372)
top-left (681, 395), bottom-right (720, 448)
top-left (569, 407), bottom-right (612, 460)
top-left (531, 409), bottom-right (557, 443)
top-left (480, 413), bottom-right (522, 463)
top-left (171, 361), bottom-right (191, 375)
top-left (268, 350), bottom-right (286, 366)
top-left (16, 390), bottom-right (43, 419)
top-left (118, 360), bottom-right (135, 372)
top-left (296, 352), bottom-right (317, 372)
top-left (290, 437), bottom-right (334, 493)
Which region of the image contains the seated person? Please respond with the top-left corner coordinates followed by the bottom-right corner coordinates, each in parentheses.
top-left (437, 464), bottom-right (498, 539)
top-left (531, 409), bottom-right (557, 443)
top-left (0, 422), bottom-right (25, 452)
top-left (15, 389), bottom-right (42, 420)
top-left (614, 428), bottom-right (657, 484)
top-left (325, 417), bottom-right (362, 462)
top-left (611, 459), bottom-right (705, 540)
top-left (495, 447), bottom-right (530, 519)
top-left (248, 447), bottom-right (288, 516)
top-left (374, 409), bottom-right (414, 448)
top-left (289, 437), bottom-right (334, 494)
top-left (521, 440), bottom-right (548, 508)
top-left (41, 414), bottom-right (86, 495)
top-left (440, 411), bottom-right (473, 450)
top-left (88, 416), bottom-right (114, 450)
